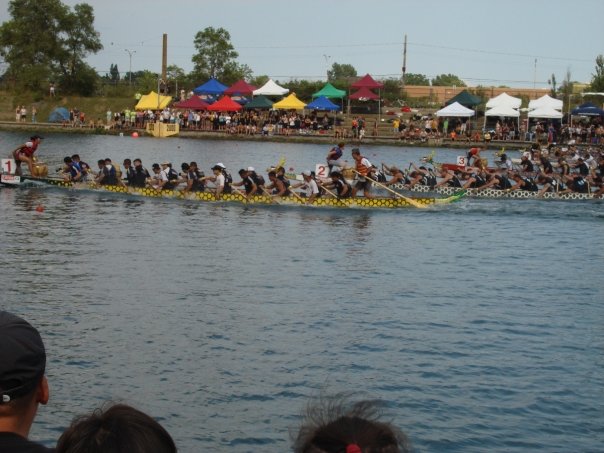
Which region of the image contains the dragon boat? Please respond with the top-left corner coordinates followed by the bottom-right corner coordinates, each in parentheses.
top-left (389, 183), bottom-right (601, 200)
top-left (3, 176), bottom-right (466, 209)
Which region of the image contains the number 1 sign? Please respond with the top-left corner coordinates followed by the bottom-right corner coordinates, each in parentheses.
top-left (2, 159), bottom-right (16, 175)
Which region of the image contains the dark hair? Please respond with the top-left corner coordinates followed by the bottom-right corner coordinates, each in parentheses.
top-left (268, 171), bottom-right (276, 178)
top-left (97, 159), bottom-right (105, 166)
top-left (292, 395), bottom-right (410, 453)
top-left (64, 156), bottom-right (72, 163)
top-left (351, 148), bottom-right (360, 155)
top-left (181, 162), bottom-right (189, 171)
top-left (123, 159), bottom-right (132, 165)
top-left (238, 169), bottom-right (246, 176)
top-left (56, 403), bottom-right (177, 453)
top-left (133, 159), bottom-right (142, 164)
top-left (71, 154), bottom-right (80, 160)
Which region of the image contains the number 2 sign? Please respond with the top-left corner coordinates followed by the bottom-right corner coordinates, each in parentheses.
top-left (315, 164), bottom-right (329, 178)
top-left (2, 159), bottom-right (16, 175)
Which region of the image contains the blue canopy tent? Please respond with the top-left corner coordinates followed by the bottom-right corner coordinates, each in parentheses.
top-left (571, 102), bottom-right (604, 116)
top-left (193, 78), bottom-right (227, 96)
top-left (305, 96), bottom-right (340, 111)
top-left (48, 107), bottom-right (69, 123)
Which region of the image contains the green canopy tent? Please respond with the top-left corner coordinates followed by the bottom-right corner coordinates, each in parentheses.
top-left (244, 95), bottom-right (274, 110)
top-left (445, 90), bottom-right (481, 107)
top-left (312, 83), bottom-right (346, 111)
top-left (312, 83), bottom-right (346, 99)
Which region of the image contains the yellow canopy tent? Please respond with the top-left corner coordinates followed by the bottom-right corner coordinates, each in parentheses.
top-left (135, 91), bottom-right (172, 110)
top-left (272, 93), bottom-right (306, 110)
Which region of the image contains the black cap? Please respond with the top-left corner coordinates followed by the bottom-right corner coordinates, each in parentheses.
top-left (30, 135), bottom-right (44, 140)
top-left (0, 311), bottom-right (46, 404)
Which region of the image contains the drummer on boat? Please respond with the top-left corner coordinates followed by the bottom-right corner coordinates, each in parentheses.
top-left (10, 135), bottom-right (43, 176)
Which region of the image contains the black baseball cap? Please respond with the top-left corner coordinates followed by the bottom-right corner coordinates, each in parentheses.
top-left (30, 135), bottom-right (44, 140)
top-left (0, 311), bottom-right (46, 404)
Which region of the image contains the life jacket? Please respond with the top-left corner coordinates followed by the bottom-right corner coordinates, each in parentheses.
top-left (132, 167), bottom-right (149, 188)
top-left (521, 177), bottom-right (539, 191)
top-left (571, 177), bottom-right (589, 193)
top-left (100, 165), bottom-right (117, 185)
top-left (242, 176), bottom-right (255, 194)
top-left (251, 172), bottom-right (264, 185)
top-left (421, 172), bottom-right (437, 188)
top-left (447, 174), bottom-right (462, 188)
top-left (496, 175), bottom-right (513, 190)
top-left (469, 173), bottom-right (486, 188)
top-left (334, 179), bottom-right (351, 198)
top-left (14, 142), bottom-right (38, 159)
top-left (375, 169), bottom-right (387, 183)
top-left (355, 157), bottom-right (371, 177)
top-left (222, 170), bottom-right (232, 193)
top-left (188, 170), bottom-right (205, 192)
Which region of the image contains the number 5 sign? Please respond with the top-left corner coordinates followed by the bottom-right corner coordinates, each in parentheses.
top-left (2, 159), bottom-right (16, 175)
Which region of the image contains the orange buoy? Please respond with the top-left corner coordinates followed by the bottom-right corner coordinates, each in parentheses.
top-left (35, 205), bottom-right (44, 212)
top-left (131, 132), bottom-right (139, 138)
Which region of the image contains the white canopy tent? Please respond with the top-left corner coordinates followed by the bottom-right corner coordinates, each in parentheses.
top-left (527, 106), bottom-right (563, 119)
top-left (486, 92), bottom-right (522, 109)
top-left (435, 101), bottom-right (475, 117)
top-left (528, 94), bottom-right (563, 111)
top-left (484, 103), bottom-right (520, 130)
top-left (253, 79), bottom-right (289, 96)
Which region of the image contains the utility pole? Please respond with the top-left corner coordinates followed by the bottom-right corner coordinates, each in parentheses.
top-left (323, 54), bottom-right (331, 81)
top-left (161, 34), bottom-right (167, 94)
top-left (125, 49), bottom-right (136, 86)
top-left (401, 34), bottom-right (407, 96)
top-left (533, 58), bottom-right (537, 98)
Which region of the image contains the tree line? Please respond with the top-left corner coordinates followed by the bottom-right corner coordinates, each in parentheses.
top-left (1, 0), bottom-right (603, 105)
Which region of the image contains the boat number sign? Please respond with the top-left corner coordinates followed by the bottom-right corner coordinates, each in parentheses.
top-left (456, 156), bottom-right (467, 166)
top-left (2, 159), bottom-right (16, 175)
top-left (315, 164), bottom-right (329, 178)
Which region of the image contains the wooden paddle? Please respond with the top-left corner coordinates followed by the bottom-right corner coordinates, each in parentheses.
top-left (317, 182), bottom-right (338, 198)
top-left (261, 186), bottom-right (281, 204)
top-left (351, 169), bottom-right (427, 209)
top-left (230, 187), bottom-right (249, 203)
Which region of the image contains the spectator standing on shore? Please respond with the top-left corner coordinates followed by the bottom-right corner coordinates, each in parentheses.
top-left (0, 311), bottom-right (53, 452)
top-left (31, 106), bottom-right (37, 123)
top-left (20, 106), bottom-right (27, 122)
top-left (49, 82), bottom-right (55, 97)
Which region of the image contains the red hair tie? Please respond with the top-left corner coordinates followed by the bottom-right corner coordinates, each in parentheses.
top-left (346, 444), bottom-right (362, 453)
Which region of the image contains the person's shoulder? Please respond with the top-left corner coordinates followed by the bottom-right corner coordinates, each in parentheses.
top-left (0, 432), bottom-right (55, 452)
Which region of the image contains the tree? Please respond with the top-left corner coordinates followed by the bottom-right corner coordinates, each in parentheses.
top-left (327, 63), bottom-right (357, 82)
top-left (191, 27), bottom-right (243, 81)
top-left (109, 64), bottom-right (120, 84)
top-left (431, 74), bottom-right (466, 87)
top-left (548, 73), bottom-right (557, 97)
top-left (0, 0), bottom-right (102, 94)
top-left (590, 54), bottom-right (604, 92)
top-left (403, 73), bottom-right (430, 86)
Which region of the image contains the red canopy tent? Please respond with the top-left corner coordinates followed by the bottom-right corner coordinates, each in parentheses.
top-left (173, 95), bottom-right (209, 110)
top-left (349, 87), bottom-right (380, 100)
top-left (224, 80), bottom-right (256, 96)
top-left (206, 95), bottom-right (242, 112)
top-left (351, 74), bottom-right (384, 89)
top-left (349, 74), bottom-right (383, 119)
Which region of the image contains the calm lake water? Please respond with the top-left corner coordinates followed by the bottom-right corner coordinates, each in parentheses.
top-left (1, 131), bottom-right (603, 452)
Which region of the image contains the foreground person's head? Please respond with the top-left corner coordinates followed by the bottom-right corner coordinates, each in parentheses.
top-left (0, 311), bottom-right (49, 439)
top-left (56, 403), bottom-right (177, 453)
top-left (292, 394), bottom-right (410, 453)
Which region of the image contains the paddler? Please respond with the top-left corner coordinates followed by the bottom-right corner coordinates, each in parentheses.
top-left (10, 135), bottom-right (43, 176)
top-left (266, 171), bottom-right (290, 197)
top-left (184, 162), bottom-right (204, 192)
top-left (381, 164), bottom-right (408, 186)
top-left (351, 148), bottom-right (374, 198)
top-left (61, 156), bottom-right (82, 182)
top-left (95, 159), bottom-right (118, 186)
top-left (232, 168), bottom-right (257, 198)
top-left (323, 170), bottom-right (351, 199)
top-left (291, 170), bottom-right (320, 204)
top-left (201, 164), bottom-right (227, 199)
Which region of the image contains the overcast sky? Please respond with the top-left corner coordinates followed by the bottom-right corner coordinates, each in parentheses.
top-left (4, 0), bottom-right (603, 88)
